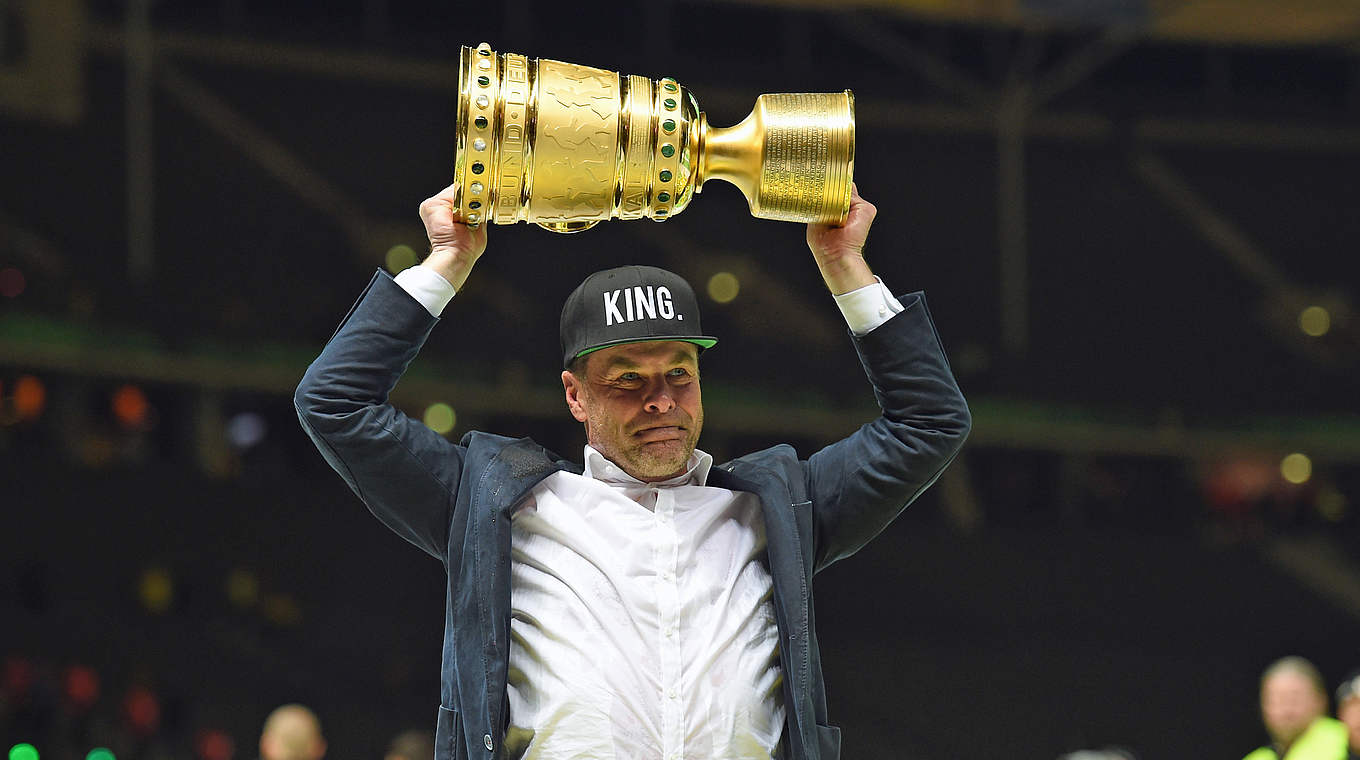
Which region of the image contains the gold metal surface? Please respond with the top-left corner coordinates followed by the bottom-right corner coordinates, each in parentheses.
top-left (454, 43), bottom-right (854, 232)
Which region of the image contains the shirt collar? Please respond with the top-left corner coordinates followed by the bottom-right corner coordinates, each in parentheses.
top-left (583, 445), bottom-right (713, 487)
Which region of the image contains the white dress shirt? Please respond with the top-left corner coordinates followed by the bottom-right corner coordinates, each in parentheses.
top-left (505, 447), bottom-right (783, 760)
top-left (392, 264), bottom-right (904, 759)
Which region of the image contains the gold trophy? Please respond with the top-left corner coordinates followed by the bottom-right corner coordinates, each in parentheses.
top-left (454, 42), bottom-right (855, 233)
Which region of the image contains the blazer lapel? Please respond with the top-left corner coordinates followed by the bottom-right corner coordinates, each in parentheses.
top-left (708, 466), bottom-right (812, 752)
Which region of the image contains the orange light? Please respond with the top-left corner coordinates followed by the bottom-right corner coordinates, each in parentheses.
top-left (195, 730), bottom-right (235, 760)
top-left (123, 686), bottom-right (161, 736)
top-left (13, 375), bottom-right (46, 420)
top-left (112, 385), bottom-right (150, 429)
top-left (261, 593), bottom-right (303, 627)
top-left (64, 664), bottom-right (100, 709)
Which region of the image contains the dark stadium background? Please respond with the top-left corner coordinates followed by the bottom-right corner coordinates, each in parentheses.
top-left (4, 1), bottom-right (1360, 758)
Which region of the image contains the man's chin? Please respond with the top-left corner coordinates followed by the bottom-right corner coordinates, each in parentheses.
top-left (626, 442), bottom-right (693, 480)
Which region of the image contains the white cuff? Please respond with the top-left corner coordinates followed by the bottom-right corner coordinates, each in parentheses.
top-left (393, 265), bottom-right (456, 317)
top-left (833, 277), bottom-right (905, 336)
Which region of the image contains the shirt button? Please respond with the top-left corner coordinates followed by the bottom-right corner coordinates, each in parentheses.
top-left (667, 687), bottom-right (678, 699)
top-left (661, 570), bottom-right (674, 582)
top-left (665, 626), bottom-right (675, 638)
top-left (483, 734), bottom-right (494, 751)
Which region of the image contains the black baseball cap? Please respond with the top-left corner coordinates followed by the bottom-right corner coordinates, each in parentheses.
top-left (560, 265), bottom-right (717, 369)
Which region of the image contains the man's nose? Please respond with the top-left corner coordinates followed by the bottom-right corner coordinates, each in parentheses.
top-left (643, 384), bottom-right (675, 414)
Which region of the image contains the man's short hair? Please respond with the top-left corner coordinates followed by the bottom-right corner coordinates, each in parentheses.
top-left (566, 353), bottom-right (587, 377)
top-left (1338, 670), bottom-right (1360, 707)
top-left (1261, 655), bottom-right (1328, 699)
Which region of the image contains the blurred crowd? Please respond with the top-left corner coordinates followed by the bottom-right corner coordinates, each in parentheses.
top-left (2, 665), bottom-right (432, 760)
top-left (8, 650), bottom-right (1360, 760)
top-left (1241, 656), bottom-right (1360, 760)
top-left (1047, 656), bottom-right (1360, 760)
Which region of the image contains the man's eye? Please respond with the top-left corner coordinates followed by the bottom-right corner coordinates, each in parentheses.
top-left (619, 372), bottom-right (641, 382)
top-left (667, 368), bottom-right (690, 377)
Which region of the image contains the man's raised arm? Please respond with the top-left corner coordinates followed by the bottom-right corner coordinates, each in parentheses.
top-left (802, 185), bottom-right (972, 572)
top-left (293, 183), bottom-right (488, 559)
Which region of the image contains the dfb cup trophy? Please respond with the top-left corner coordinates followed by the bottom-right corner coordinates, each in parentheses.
top-left (453, 42), bottom-right (856, 233)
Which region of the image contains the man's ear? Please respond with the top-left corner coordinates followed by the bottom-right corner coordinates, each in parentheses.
top-left (562, 370), bottom-right (589, 423)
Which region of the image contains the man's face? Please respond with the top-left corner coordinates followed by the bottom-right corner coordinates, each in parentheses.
top-left (1340, 697), bottom-right (1360, 750)
top-left (562, 340), bottom-right (703, 482)
top-left (1261, 670), bottom-right (1325, 746)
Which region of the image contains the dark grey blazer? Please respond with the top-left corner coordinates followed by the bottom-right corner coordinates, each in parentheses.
top-left (295, 270), bottom-right (971, 760)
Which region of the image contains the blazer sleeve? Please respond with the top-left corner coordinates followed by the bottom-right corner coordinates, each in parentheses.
top-left (294, 270), bottom-right (464, 560)
top-left (805, 291), bottom-right (972, 573)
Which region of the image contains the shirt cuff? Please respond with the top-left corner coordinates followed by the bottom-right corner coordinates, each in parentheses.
top-left (393, 265), bottom-right (456, 317)
top-left (833, 277), bottom-right (905, 336)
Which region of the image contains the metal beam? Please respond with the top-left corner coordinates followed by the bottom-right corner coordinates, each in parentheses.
top-left (86, 21), bottom-right (458, 90)
top-left (155, 61), bottom-right (371, 241)
top-left (83, 23), bottom-right (1360, 154)
top-left (1131, 151), bottom-right (1289, 288)
top-left (996, 89), bottom-right (1029, 357)
top-left (1132, 150), bottom-right (1357, 365)
top-left (125, 0), bottom-right (154, 286)
top-left (832, 13), bottom-right (994, 110)
top-left (1031, 26), bottom-right (1142, 109)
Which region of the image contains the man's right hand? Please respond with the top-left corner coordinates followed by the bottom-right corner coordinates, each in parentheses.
top-left (417, 182), bottom-right (488, 292)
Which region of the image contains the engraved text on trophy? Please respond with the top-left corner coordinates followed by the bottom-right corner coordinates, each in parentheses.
top-left (759, 93), bottom-right (832, 223)
top-left (496, 54), bottom-right (530, 222)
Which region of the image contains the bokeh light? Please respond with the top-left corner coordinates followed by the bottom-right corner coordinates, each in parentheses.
top-left (1298, 305), bottom-right (1330, 337)
top-left (261, 593), bottom-right (303, 627)
top-left (226, 568), bottom-right (259, 609)
top-left (0, 268), bottom-right (25, 298)
top-left (86, 750), bottom-right (115, 760)
top-left (64, 664), bottom-right (100, 709)
top-left (385, 244), bottom-right (419, 274)
top-left (122, 685), bottom-right (160, 736)
top-left (112, 385), bottom-right (150, 429)
top-left (226, 412), bottom-right (268, 449)
top-left (13, 375), bottom-right (46, 421)
top-left (706, 272), bottom-right (740, 304)
top-left (3, 657), bottom-right (35, 698)
top-left (1280, 453), bottom-right (1312, 485)
top-left (9, 744), bottom-right (39, 760)
top-left (195, 730), bottom-right (235, 760)
top-left (423, 402), bottom-right (456, 435)
top-left (138, 567), bottom-right (174, 614)
top-left (1317, 485), bottom-right (1348, 522)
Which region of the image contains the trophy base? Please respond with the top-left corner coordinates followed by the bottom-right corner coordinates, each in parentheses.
top-left (536, 221), bottom-right (601, 234)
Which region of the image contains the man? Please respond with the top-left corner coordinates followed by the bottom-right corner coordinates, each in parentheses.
top-left (1336, 671), bottom-right (1360, 760)
top-left (1243, 656), bottom-right (1347, 760)
top-left (259, 704), bottom-right (327, 760)
top-left (295, 182), bottom-right (971, 760)
top-left (385, 729), bottom-right (435, 760)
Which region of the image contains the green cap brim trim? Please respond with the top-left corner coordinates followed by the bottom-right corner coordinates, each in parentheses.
top-left (573, 337), bottom-right (718, 361)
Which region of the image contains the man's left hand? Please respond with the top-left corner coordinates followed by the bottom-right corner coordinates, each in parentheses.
top-left (806, 183), bottom-right (878, 295)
